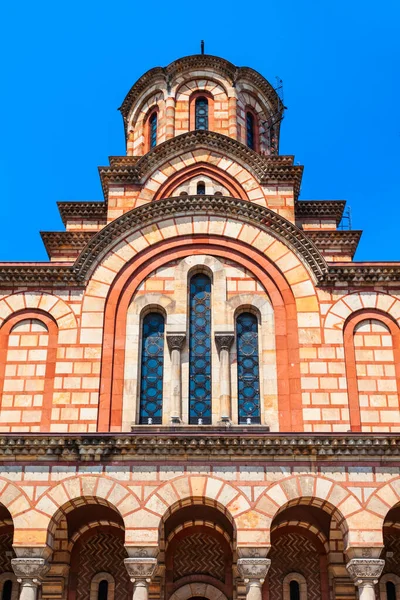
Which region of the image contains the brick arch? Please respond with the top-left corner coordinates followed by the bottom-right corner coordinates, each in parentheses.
top-left (271, 519), bottom-right (329, 554)
top-left (0, 292), bottom-right (77, 331)
top-left (365, 478), bottom-right (400, 535)
top-left (68, 520), bottom-right (124, 552)
top-left (253, 475), bottom-right (363, 548)
top-left (0, 309), bottom-right (59, 431)
top-left (33, 475), bottom-right (140, 549)
top-left (168, 583), bottom-right (228, 600)
top-left (152, 162), bottom-right (248, 200)
top-left (323, 292), bottom-right (400, 343)
top-left (342, 309), bottom-right (400, 431)
top-left (93, 230), bottom-right (307, 431)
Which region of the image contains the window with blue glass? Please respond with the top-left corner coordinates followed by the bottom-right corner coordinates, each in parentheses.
top-left (246, 112), bottom-right (255, 149)
top-left (189, 273), bottom-right (212, 424)
top-left (195, 97), bottom-right (209, 130)
top-left (237, 312), bottom-right (261, 424)
top-left (139, 312), bottom-right (165, 424)
top-left (149, 111), bottom-right (158, 148)
top-left (197, 181), bottom-right (206, 195)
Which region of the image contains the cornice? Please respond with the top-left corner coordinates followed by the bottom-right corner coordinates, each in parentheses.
top-left (1, 431), bottom-right (400, 462)
top-left (305, 230), bottom-right (362, 259)
top-left (99, 131), bottom-right (303, 201)
top-left (0, 196), bottom-right (400, 287)
top-left (57, 202), bottom-right (107, 226)
top-left (295, 200), bottom-right (346, 224)
top-left (40, 231), bottom-right (96, 258)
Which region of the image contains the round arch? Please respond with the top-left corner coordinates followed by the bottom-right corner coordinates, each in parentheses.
top-left (168, 583), bottom-right (229, 600)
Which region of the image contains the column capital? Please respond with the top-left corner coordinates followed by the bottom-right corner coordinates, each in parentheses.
top-left (166, 333), bottom-right (186, 351)
top-left (215, 333), bottom-right (235, 352)
top-left (237, 557), bottom-right (271, 584)
top-left (11, 557), bottom-right (49, 583)
top-left (346, 558), bottom-right (385, 586)
top-left (124, 557), bottom-right (157, 583)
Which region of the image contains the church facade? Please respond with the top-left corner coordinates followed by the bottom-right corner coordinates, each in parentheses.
top-left (0, 54), bottom-right (399, 600)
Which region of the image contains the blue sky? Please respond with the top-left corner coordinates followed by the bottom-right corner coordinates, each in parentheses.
top-left (0, 1), bottom-right (398, 261)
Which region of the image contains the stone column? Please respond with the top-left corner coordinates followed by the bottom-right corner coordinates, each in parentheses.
top-left (165, 96), bottom-right (175, 140)
top-left (215, 333), bottom-right (234, 422)
top-left (124, 557), bottom-right (157, 600)
top-left (11, 558), bottom-right (49, 600)
top-left (228, 95), bottom-right (238, 139)
top-left (237, 557), bottom-right (271, 600)
top-left (167, 333), bottom-right (186, 423)
top-left (346, 558), bottom-right (385, 600)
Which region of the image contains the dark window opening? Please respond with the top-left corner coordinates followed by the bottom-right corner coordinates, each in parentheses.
top-left (197, 182), bottom-right (206, 195)
top-left (195, 97), bottom-right (208, 130)
top-left (246, 112), bottom-right (255, 149)
top-left (289, 580), bottom-right (300, 600)
top-left (387, 581), bottom-right (397, 600)
top-left (2, 580), bottom-right (12, 600)
top-left (98, 580), bottom-right (109, 600)
top-left (149, 112), bottom-right (158, 148)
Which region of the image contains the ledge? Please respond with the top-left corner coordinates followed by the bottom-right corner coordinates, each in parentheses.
top-left (1, 431), bottom-right (400, 462)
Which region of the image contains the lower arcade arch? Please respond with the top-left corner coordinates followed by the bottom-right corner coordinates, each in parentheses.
top-left (0, 505), bottom-right (17, 600)
top-left (381, 503), bottom-right (400, 600)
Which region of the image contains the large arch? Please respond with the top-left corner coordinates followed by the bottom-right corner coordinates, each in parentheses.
top-left (94, 233), bottom-right (306, 432)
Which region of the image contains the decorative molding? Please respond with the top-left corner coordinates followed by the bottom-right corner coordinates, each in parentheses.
top-left (295, 200), bottom-right (346, 223)
top-left (166, 333), bottom-right (186, 351)
top-left (346, 558), bottom-right (385, 585)
top-left (40, 231), bottom-right (95, 258)
top-left (2, 432), bottom-right (400, 462)
top-left (11, 558), bottom-right (49, 581)
top-left (304, 230), bottom-right (362, 259)
top-left (57, 201), bottom-right (107, 225)
top-left (99, 131), bottom-right (302, 200)
top-left (215, 333), bottom-right (235, 352)
top-left (124, 557), bottom-right (157, 581)
top-left (237, 557), bottom-right (271, 582)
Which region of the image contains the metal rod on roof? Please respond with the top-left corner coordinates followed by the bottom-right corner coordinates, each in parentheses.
top-left (201, 40), bottom-right (205, 55)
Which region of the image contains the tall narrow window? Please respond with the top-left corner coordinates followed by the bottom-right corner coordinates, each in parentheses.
top-left (387, 582), bottom-right (397, 600)
top-left (189, 273), bottom-right (211, 424)
top-left (246, 112), bottom-right (255, 149)
top-left (195, 97), bottom-right (208, 130)
top-left (139, 312), bottom-right (165, 424)
top-left (98, 580), bottom-right (108, 600)
top-left (149, 111), bottom-right (158, 148)
top-left (289, 581), bottom-right (300, 600)
top-left (197, 182), bottom-right (206, 195)
top-left (1, 580), bottom-right (12, 600)
top-left (237, 312), bottom-right (261, 424)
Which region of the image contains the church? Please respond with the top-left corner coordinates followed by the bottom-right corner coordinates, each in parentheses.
top-left (0, 53), bottom-right (399, 600)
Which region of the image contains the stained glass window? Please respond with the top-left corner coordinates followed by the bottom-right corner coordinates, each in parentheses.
top-left (237, 312), bottom-right (261, 424)
top-left (98, 580), bottom-right (108, 600)
top-left (139, 312), bottom-right (165, 424)
top-left (149, 112), bottom-right (157, 148)
top-left (189, 273), bottom-right (211, 424)
top-left (246, 112), bottom-right (255, 149)
top-left (197, 182), bottom-right (206, 194)
top-left (195, 97), bottom-right (208, 130)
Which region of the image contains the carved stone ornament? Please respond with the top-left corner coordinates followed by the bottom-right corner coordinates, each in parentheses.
top-left (11, 558), bottom-right (50, 582)
top-left (215, 333), bottom-right (235, 352)
top-left (346, 558), bottom-right (385, 585)
top-left (237, 558), bottom-right (271, 583)
top-left (124, 557), bottom-right (157, 582)
top-left (166, 334), bottom-right (186, 351)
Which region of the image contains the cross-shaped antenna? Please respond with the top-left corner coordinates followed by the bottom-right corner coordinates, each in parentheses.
top-left (201, 40), bottom-right (205, 55)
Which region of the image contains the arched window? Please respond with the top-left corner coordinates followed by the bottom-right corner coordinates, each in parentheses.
top-left (387, 582), bottom-right (397, 600)
top-left (197, 182), bottom-right (206, 195)
top-left (1, 580), bottom-right (12, 600)
top-left (236, 312), bottom-right (261, 424)
top-left (149, 111), bottom-right (158, 148)
top-left (139, 312), bottom-right (165, 424)
top-left (189, 273), bottom-right (212, 424)
top-left (98, 580), bottom-right (108, 600)
top-left (246, 111), bottom-right (255, 149)
top-left (195, 97), bottom-right (209, 130)
top-left (289, 581), bottom-right (300, 600)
